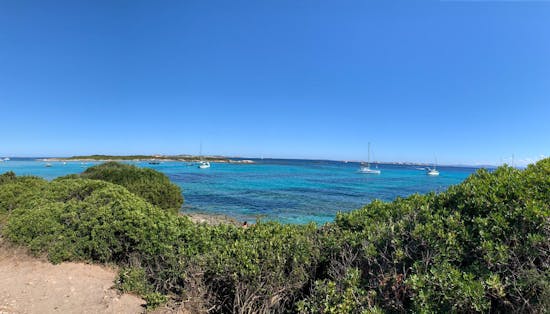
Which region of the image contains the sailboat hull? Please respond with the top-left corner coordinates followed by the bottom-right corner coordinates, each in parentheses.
top-left (360, 167), bottom-right (381, 174)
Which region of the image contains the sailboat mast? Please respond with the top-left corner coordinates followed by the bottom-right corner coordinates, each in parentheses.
top-left (368, 142), bottom-right (371, 167)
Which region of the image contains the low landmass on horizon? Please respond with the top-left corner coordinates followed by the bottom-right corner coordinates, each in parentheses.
top-left (43, 154), bottom-right (255, 164)
top-left (34, 154), bottom-right (504, 168)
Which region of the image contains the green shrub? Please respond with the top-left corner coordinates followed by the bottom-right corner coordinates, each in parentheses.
top-left (408, 263), bottom-right (489, 312)
top-left (117, 267), bottom-right (152, 295)
top-left (0, 171), bottom-right (17, 184)
top-left (117, 267), bottom-right (168, 309)
top-left (329, 160), bottom-right (550, 313)
top-left (297, 268), bottom-right (382, 314)
top-left (144, 292), bottom-right (168, 309)
top-left (79, 162), bottom-right (183, 214)
top-left (0, 174), bottom-right (47, 214)
top-left (4, 178), bottom-right (181, 264)
top-left (202, 222), bottom-right (321, 313)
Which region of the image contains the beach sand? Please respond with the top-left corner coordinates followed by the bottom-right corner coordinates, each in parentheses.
top-left (0, 243), bottom-right (146, 314)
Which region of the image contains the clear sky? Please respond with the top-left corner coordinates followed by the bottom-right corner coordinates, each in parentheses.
top-left (1, 0), bottom-right (548, 165)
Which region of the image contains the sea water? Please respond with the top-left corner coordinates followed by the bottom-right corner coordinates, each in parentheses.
top-left (0, 158), bottom-right (478, 224)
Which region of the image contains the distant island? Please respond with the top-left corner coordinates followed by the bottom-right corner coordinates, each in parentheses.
top-left (43, 154), bottom-right (255, 164)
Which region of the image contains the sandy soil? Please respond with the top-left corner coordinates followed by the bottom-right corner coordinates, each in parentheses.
top-left (0, 247), bottom-right (146, 314)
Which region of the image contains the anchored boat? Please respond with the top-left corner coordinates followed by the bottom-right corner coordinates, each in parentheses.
top-left (426, 157), bottom-right (440, 176)
top-left (359, 142), bottom-right (381, 174)
top-left (198, 142), bottom-right (211, 169)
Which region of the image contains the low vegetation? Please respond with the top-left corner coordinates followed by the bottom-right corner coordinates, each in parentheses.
top-left (0, 159), bottom-right (548, 312)
top-left (60, 154), bottom-right (231, 162)
top-left (78, 162), bottom-right (183, 214)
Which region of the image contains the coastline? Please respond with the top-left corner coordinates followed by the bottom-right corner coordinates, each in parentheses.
top-left (39, 157), bottom-right (486, 168)
top-left (12, 155), bottom-right (494, 168)
top-left (41, 156), bottom-right (255, 164)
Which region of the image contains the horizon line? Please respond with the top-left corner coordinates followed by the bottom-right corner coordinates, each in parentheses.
top-left (0, 154), bottom-right (519, 168)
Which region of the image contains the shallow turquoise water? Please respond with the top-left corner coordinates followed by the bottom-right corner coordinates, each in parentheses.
top-left (0, 158), bottom-right (477, 224)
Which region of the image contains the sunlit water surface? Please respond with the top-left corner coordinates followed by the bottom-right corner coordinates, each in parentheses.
top-left (1, 158), bottom-right (479, 224)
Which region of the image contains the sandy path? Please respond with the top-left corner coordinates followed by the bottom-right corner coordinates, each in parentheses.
top-left (0, 249), bottom-right (146, 314)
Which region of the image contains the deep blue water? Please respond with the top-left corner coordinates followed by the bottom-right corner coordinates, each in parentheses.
top-left (0, 158), bottom-right (479, 224)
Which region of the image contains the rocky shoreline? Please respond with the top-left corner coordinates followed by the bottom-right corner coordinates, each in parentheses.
top-left (182, 212), bottom-right (242, 226)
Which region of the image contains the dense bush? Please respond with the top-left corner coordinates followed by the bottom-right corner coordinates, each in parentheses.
top-left (0, 172), bottom-right (48, 227)
top-left (201, 222), bottom-right (321, 313)
top-left (4, 178), bottom-right (183, 264)
top-left (116, 267), bottom-right (168, 309)
top-left (79, 162), bottom-right (183, 214)
top-left (0, 172), bottom-right (47, 213)
top-left (1, 159), bottom-right (548, 312)
top-left (321, 160), bottom-right (550, 313)
top-left (297, 267), bottom-right (383, 314)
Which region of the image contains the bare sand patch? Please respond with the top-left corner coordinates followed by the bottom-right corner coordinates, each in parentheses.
top-left (0, 246), bottom-right (146, 314)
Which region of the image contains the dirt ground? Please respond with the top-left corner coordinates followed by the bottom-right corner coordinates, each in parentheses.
top-left (0, 246), bottom-right (146, 314)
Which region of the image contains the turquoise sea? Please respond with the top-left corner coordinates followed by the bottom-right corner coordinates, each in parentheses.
top-left (0, 158), bottom-right (480, 224)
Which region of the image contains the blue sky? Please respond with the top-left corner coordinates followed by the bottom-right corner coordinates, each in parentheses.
top-left (1, 0), bottom-right (548, 165)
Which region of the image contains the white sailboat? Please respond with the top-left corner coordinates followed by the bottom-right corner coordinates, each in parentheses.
top-left (198, 143), bottom-right (210, 169)
top-left (426, 157), bottom-right (439, 176)
top-left (360, 143), bottom-right (381, 174)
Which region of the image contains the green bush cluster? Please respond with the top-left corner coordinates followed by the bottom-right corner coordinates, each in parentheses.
top-left (0, 172), bottom-right (47, 213)
top-left (319, 160), bottom-right (550, 313)
top-left (4, 178), bottom-right (181, 264)
top-left (0, 172), bottom-right (48, 226)
top-left (202, 222), bottom-right (321, 312)
top-left (116, 267), bottom-right (168, 309)
top-left (0, 159), bottom-right (548, 313)
top-left (78, 161), bottom-right (184, 214)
